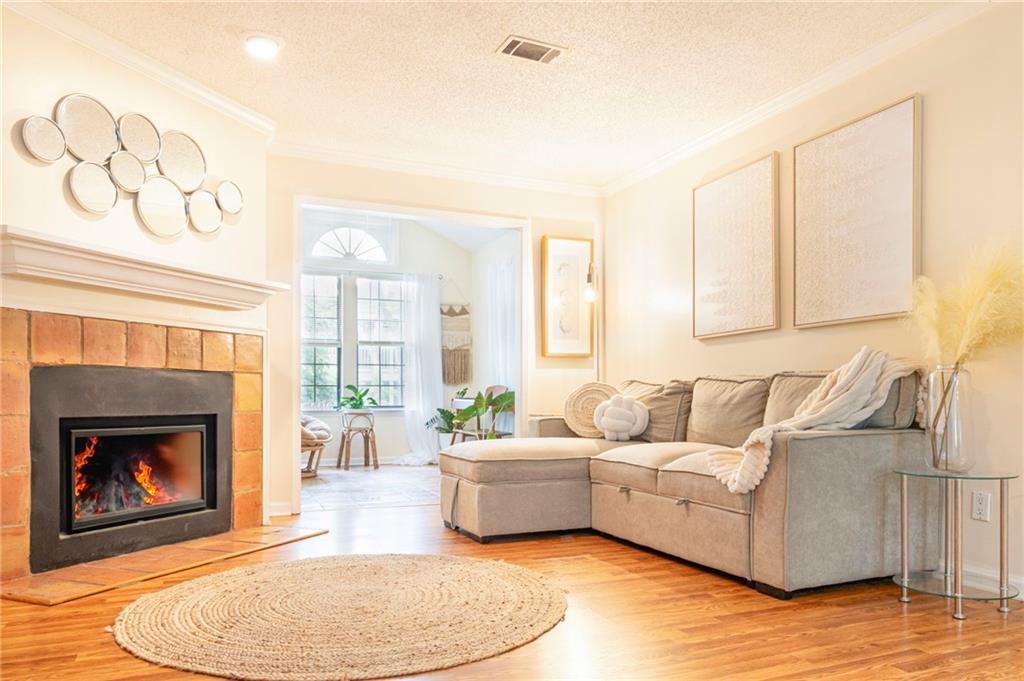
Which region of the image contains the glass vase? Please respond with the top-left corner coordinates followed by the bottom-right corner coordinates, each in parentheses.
top-left (926, 365), bottom-right (973, 472)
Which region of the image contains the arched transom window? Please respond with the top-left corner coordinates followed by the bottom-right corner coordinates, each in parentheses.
top-left (312, 227), bottom-right (388, 263)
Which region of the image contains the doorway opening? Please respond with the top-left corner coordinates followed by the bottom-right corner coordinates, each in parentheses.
top-left (295, 199), bottom-right (526, 511)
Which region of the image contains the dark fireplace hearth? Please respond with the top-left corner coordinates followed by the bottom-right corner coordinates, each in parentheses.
top-left (30, 366), bottom-right (233, 573)
top-left (64, 416), bottom-right (214, 533)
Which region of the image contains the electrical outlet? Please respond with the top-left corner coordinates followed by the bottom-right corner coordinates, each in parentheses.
top-left (971, 491), bottom-right (992, 522)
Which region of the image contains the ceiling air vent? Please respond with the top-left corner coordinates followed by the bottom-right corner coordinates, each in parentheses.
top-left (497, 35), bottom-right (562, 64)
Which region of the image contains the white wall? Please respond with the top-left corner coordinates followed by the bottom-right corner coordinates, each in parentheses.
top-left (1, 8), bottom-right (271, 333)
top-left (603, 5), bottom-right (1022, 582)
top-left (300, 218), bottom-right (474, 466)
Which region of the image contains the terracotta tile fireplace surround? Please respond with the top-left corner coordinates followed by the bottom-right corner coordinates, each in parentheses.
top-left (0, 308), bottom-right (263, 580)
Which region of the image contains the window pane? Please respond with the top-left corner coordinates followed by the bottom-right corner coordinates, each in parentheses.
top-left (381, 345), bottom-right (403, 366)
top-left (359, 364), bottom-right (380, 387)
top-left (358, 345), bottom-right (380, 364)
top-left (381, 321), bottom-right (402, 342)
top-left (301, 274), bottom-right (341, 342)
top-left (381, 366), bottom-right (401, 386)
top-left (380, 386), bottom-right (402, 407)
top-left (315, 387), bottom-right (337, 408)
top-left (354, 277), bottom-right (405, 407)
top-left (357, 320), bottom-right (377, 341)
top-left (380, 280), bottom-right (403, 300)
top-left (300, 342), bottom-right (341, 410)
top-left (365, 387), bottom-right (381, 404)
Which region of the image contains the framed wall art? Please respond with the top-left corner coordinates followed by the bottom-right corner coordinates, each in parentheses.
top-left (692, 152), bottom-right (779, 338)
top-left (541, 236), bottom-right (593, 357)
top-left (793, 95), bottom-right (921, 328)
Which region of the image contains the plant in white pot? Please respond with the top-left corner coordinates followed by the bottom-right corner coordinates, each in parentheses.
top-left (336, 384), bottom-right (378, 414)
top-left (912, 252), bottom-right (1023, 471)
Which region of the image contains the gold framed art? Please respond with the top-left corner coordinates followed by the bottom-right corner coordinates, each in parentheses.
top-left (793, 94), bottom-right (922, 328)
top-left (692, 152), bottom-right (779, 339)
top-left (541, 236), bottom-right (593, 357)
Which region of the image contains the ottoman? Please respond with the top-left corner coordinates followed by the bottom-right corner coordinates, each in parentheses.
top-left (439, 437), bottom-right (627, 541)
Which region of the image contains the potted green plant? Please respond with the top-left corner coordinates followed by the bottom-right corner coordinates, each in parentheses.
top-left (425, 388), bottom-right (468, 448)
top-left (336, 384), bottom-right (378, 414)
top-left (454, 390), bottom-right (516, 440)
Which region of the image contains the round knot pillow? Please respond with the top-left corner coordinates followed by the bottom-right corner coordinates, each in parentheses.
top-left (593, 395), bottom-right (650, 442)
top-left (563, 382), bottom-right (618, 438)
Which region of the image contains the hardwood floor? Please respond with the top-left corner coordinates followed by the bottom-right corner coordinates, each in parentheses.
top-left (2, 504), bottom-right (1021, 680)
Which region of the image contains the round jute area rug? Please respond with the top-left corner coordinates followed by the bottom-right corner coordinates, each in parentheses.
top-left (113, 554), bottom-right (567, 681)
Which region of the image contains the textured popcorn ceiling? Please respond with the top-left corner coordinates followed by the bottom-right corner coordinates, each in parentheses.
top-left (50, 1), bottom-right (948, 187)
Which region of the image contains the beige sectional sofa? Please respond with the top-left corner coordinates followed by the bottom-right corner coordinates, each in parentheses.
top-left (440, 372), bottom-right (940, 597)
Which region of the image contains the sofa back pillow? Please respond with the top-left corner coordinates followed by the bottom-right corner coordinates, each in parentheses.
top-left (619, 379), bottom-right (693, 442)
top-left (863, 373), bottom-right (919, 429)
top-left (765, 371), bottom-right (919, 428)
top-left (686, 377), bottom-right (770, 447)
top-left (764, 372), bottom-right (827, 425)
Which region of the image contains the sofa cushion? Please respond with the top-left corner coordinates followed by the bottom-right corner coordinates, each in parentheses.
top-left (764, 372), bottom-right (919, 428)
top-left (863, 373), bottom-right (919, 429)
top-left (440, 437), bottom-right (627, 483)
top-left (686, 377), bottom-right (770, 447)
top-left (657, 451), bottom-right (750, 512)
top-left (764, 372), bottom-right (827, 425)
top-left (618, 379), bottom-right (693, 442)
top-left (590, 442), bottom-right (720, 494)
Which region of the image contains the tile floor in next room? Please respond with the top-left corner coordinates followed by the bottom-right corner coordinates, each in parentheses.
top-left (3, 502), bottom-right (1022, 680)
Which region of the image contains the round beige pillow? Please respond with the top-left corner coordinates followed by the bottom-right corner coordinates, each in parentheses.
top-left (563, 382), bottom-right (618, 438)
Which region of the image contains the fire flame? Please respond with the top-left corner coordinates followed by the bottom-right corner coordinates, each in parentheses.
top-left (133, 459), bottom-right (175, 505)
top-left (73, 436), bottom-right (99, 518)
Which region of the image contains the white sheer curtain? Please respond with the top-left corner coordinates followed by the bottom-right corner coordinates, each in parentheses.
top-left (397, 273), bottom-right (444, 465)
top-left (484, 254), bottom-right (520, 433)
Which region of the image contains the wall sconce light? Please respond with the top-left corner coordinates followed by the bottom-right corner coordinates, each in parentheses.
top-left (583, 262), bottom-right (597, 303)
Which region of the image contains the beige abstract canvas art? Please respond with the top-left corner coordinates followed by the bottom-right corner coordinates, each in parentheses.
top-left (692, 153), bottom-right (779, 338)
top-left (541, 236), bottom-right (593, 357)
top-left (794, 96), bottom-right (920, 327)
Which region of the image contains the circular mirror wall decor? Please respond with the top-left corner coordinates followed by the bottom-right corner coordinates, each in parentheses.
top-left (54, 94), bottom-right (119, 163)
top-left (118, 113), bottom-right (161, 164)
top-left (215, 180), bottom-right (244, 215)
top-left (109, 151), bottom-right (146, 193)
top-left (69, 162), bottom-right (117, 214)
top-left (188, 190), bottom-right (222, 233)
top-left (157, 131), bottom-right (206, 193)
top-left (137, 175), bottom-right (187, 237)
top-left (21, 116), bottom-right (66, 162)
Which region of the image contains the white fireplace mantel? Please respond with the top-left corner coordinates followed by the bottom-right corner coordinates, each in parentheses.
top-left (0, 225), bottom-right (289, 310)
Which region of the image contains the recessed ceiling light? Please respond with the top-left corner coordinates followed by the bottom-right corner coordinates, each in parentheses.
top-left (245, 35), bottom-right (280, 61)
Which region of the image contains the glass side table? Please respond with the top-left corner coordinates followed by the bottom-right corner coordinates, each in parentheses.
top-left (894, 468), bottom-right (1019, 620)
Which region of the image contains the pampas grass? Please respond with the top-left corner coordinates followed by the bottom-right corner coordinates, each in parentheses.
top-left (911, 251), bottom-right (1024, 367)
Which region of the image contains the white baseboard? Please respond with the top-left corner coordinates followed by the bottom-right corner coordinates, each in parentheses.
top-left (267, 501), bottom-right (295, 518)
top-left (962, 562), bottom-right (1024, 601)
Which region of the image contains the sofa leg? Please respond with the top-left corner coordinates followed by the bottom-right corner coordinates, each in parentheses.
top-left (754, 582), bottom-right (793, 600)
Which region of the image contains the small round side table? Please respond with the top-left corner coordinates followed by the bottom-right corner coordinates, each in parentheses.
top-left (893, 468), bottom-right (1019, 620)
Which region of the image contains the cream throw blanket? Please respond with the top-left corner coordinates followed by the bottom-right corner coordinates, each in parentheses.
top-left (706, 347), bottom-right (921, 494)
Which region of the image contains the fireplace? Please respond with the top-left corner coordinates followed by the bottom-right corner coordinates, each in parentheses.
top-left (63, 416), bottom-right (215, 533)
top-left (31, 365), bottom-right (233, 572)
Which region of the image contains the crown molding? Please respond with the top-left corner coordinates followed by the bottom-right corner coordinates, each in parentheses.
top-left (601, 1), bottom-right (993, 196)
top-left (270, 142), bottom-right (603, 198)
top-left (5, 1), bottom-right (276, 136)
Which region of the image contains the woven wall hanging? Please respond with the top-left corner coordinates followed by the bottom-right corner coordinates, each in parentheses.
top-left (441, 304), bottom-right (472, 385)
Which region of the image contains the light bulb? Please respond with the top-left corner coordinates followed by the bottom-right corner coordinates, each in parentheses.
top-left (246, 35), bottom-right (280, 61)
top-left (583, 285), bottom-right (596, 303)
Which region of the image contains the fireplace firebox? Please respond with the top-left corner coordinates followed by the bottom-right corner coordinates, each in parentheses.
top-left (62, 416), bottom-right (215, 533)
top-left (31, 366), bottom-right (233, 573)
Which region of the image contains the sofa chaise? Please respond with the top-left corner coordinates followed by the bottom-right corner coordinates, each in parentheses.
top-left (440, 372), bottom-right (940, 597)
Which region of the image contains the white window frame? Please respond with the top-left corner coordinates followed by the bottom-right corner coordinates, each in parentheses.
top-left (300, 269), bottom-right (406, 412)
